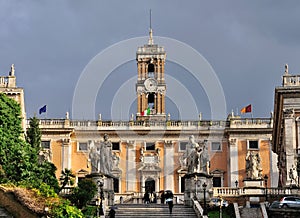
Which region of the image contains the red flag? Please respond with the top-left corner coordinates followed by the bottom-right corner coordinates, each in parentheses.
top-left (241, 104), bottom-right (252, 114)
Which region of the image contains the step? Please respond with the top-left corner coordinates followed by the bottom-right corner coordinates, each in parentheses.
top-left (110, 204), bottom-right (198, 218)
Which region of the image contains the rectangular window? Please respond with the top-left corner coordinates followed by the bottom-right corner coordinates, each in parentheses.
top-left (248, 140), bottom-right (259, 150)
top-left (41, 141), bottom-right (50, 149)
top-left (112, 142), bottom-right (120, 151)
top-left (146, 142), bottom-right (155, 150)
top-left (211, 142), bottom-right (221, 151)
top-left (213, 177), bottom-right (222, 187)
top-left (78, 142), bottom-right (88, 151)
top-left (179, 142), bottom-right (188, 151)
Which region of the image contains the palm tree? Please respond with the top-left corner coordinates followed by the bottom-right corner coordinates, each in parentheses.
top-left (59, 168), bottom-right (75, 192)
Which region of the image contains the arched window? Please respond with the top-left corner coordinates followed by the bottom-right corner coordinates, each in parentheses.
top-left (148, 63), bottom-right (154, 78)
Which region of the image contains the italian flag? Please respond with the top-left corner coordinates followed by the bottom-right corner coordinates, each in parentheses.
top-left (141, 108), bottom-right (150, 116)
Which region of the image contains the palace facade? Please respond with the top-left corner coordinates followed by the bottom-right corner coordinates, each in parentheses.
top-left (6, 30), bottom-right (300, 197)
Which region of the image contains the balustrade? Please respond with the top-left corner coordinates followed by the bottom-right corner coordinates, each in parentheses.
top-left (26, 117), bottom-right (273, 131)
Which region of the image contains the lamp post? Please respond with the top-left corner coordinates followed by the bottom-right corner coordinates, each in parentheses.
top-left (219, 196), bottom-right (223, 218)
top-left (202, 182), bottom-right (208, 216)
top-left (97, 181), bottom-right (104, 217)
top-left (264, 175), bottom-right (268, 202)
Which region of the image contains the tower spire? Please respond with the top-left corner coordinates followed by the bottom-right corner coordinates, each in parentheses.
top-left (148, 9), bottom-right (153, 45)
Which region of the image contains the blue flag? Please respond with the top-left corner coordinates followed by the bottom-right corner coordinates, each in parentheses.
top-left (39, 105), bottom-right (47, 114)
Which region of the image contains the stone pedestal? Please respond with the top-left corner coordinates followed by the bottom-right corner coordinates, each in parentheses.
top-left (184, 172), bottom-right (213, 206)
top-left (243, 179), bottom-right (264, 188)
top-left (87, 173), bottom-right (115, 207)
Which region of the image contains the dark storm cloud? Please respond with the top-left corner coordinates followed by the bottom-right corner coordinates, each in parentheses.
top-left (1, 0), bottom-right (300, 119)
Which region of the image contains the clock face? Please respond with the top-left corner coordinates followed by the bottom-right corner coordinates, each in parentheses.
top-left (144, 78), bottom-right (158, 92)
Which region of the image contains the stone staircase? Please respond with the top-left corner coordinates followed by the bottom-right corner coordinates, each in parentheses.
top-left (239, 207), bottom-right (263, 218)
top-left (110, 204), bottom-right (198, 217)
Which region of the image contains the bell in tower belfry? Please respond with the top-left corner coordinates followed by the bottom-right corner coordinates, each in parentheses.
top-left (136, 17), bottom-right (167, 121)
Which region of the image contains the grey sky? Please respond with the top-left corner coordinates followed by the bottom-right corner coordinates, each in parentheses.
top-left (1, 0), bottom-right (300, 120)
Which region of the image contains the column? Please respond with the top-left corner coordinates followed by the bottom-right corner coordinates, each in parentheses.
top-left (157, 60), bottom-right (160, 81)
top-left (229, 138), bottom-right (239, 187)
top-left (161, 61), bottom-right (165, 80)
top-left (157, 94), bottom-right (161, 114)
top-left (285, 117), bottom-right (296, 186)
top-left (142, 63), bottom-right (146, 80)
top-left (164, 142), bottom-right (174, 191)
top-left (154, 94), bottom-right (157, 113)
top-left (161, 94), bottom-right (165, 114)
top-left (137, 94), bottom-right (140, 114)
top-left (126, 142), bottom-right (136, 192)
top-left (143, 94), bottom-right (147, 111)
top-left (61, 138), bottom-right (71, 170)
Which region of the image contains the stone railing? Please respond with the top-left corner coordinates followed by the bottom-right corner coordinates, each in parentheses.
top-left (27, 119), bottom-right (229, 130)
top-left (59, 187), bottom-right (74, 196)
top-left (114, 192), bottom-right (184, 204)
top-left (26, 118), bottom-right (273, 131)
top-left (229, 118), bottom-right (272, 129)
top-left (282, 74), bottom-right (300, 87)
top-left (213, 187), bottom-right (300, 197)
top-left (213, 188), bottom-right (242, 197)
top-left (192, 198), bottom-right (206, 218)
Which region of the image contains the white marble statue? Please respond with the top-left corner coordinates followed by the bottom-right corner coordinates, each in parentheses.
top-left (9, 64), bottom-right (15, 76)
top-left (88, 140), bottom-right (101, 173)
top-left (289, 165), bottom-right (298, 185)
top-left (183, 135), bottom-right (209, 174)
top-left (88, 135), bottom-right (113, 175)
top-left (99, 134), bottom-right (113, 175)
top-left (246, 151), bottom-right (262, 180)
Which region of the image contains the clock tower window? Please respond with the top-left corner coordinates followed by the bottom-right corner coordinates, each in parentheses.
top-left (148, 93), bottom-right (155, 110)
top-left (148, 63), bottom-right (155, 78)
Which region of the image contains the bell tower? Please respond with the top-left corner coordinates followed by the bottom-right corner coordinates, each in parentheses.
top-left (136, 19), bottom-right (166, 121)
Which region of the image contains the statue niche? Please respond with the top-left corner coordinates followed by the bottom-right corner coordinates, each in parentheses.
top-left (245, 151), bottom-right (262, 180)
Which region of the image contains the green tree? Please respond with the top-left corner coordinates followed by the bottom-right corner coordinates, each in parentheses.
top-left (25, 115), bottom-right (59, 192)
top-left (0, 93), bottom-right (82, 217)
top-left (70, 178), bottom-right (97, 209)
top-left (0, 93), bottom-right (33, 182)
top-left (26, 116), bottom-right (41, 155)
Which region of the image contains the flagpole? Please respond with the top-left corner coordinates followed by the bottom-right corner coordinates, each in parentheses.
top-left (45, 107), bottom-right (47, 119)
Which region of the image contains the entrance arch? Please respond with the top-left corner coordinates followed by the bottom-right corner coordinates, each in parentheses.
top-left (145, 178), bottom-right (155, 193)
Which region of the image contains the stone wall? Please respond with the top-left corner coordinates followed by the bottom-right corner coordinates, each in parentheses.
top-left (0, 187), bottom-right (38, 218)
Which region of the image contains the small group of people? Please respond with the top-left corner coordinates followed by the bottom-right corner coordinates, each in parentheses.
top-left (144, 190), bottom-right (174, 214)
top-left (143, 191), bottom-right (157, 204)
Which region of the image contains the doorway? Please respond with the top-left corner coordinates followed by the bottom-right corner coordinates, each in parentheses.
top-left (145, 178), bottom-right (155, 193)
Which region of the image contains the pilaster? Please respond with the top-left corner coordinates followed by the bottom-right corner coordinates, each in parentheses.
top-left (126, 142), bottom-right (136, 192)
top-left (164, 141), bottom-right (174, 190)
top-left (229, 138), bottom-right (239, 187)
